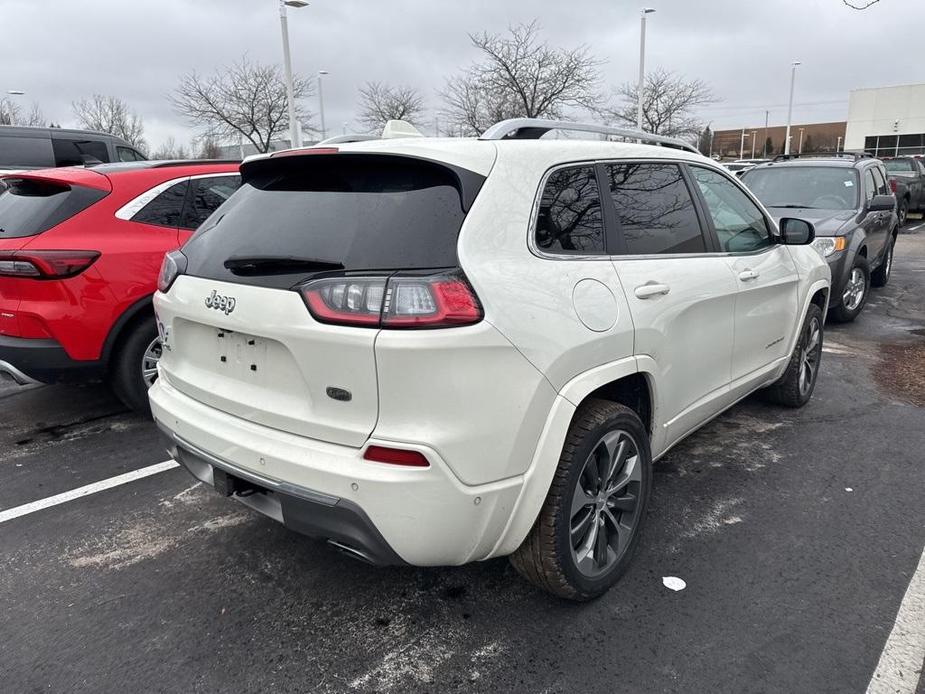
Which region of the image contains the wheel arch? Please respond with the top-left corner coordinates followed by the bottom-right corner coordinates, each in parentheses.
top-left (488, 358), bottom-right (658, 560)
top-left (100, 294), bottom-right (154, 367)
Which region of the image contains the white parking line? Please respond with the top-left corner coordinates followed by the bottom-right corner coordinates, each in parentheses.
top-left (0, 460), bottom-right (179, 524)
top-left (904, 220), bottom-right (925, 232)
top-left (867, 547), bottom-right (925, 693)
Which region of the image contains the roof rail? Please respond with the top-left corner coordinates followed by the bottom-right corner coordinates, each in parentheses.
top-left (479, 118), bottom-right (700, 154)
top-left (149, 159), bottom-right (241, 167)
top-left (773, 151), bottom-right (871, 162)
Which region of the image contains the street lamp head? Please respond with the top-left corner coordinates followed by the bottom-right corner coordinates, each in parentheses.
top-left (792, 60), bottom-right (802, 67)
top-left (283, 1), bottom-right (309, 7)
top-left (642, 7), bottom-right (656, 13)
top-left (7, 90), bottom-right (25, 95)
top-left (318, 70), bottom-right (329, 76)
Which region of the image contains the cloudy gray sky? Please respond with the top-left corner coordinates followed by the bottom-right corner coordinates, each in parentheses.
top-left (2, 0), bottom-right (921, 150)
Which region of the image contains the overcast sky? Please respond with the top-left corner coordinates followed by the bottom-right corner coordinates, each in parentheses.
top-left (2, 0), bottom-right (922, 150)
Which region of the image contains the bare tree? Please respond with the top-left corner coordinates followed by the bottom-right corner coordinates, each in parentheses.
top-left (607, 68), bottom-right (717, 140)
top-left (440, 21), bottom-right (602, 136)
top-left (357, 82), bottom-right (425, 133)
top-left (151, 137), bottom-right (190, 160)
top-left (1, 99), bottom-right (47, 126)
top-left (72, 94), bottom-right (146, 150)
top-left (170, 57), bottom-right (313, 153)
top-left (195, 135), bottom-right (223, 159)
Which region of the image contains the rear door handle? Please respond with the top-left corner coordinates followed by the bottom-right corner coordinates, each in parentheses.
top-left (634, 283), bottom-right (671, 299)
top-left (738, 269), bottom-right (760, 282)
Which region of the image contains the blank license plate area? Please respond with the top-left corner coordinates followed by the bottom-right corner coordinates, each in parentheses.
top-left (214, 329), bottom-right (268, 381)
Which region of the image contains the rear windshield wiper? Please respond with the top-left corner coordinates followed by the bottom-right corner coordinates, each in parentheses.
top-left (223, 255), bottom-right (344, 276)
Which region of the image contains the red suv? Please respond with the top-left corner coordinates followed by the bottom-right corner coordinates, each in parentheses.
top-left (0, 161), bottom-right (241, 411)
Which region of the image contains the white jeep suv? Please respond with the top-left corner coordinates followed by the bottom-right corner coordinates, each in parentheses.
top-left (149, 120), bottom-right (830, 600)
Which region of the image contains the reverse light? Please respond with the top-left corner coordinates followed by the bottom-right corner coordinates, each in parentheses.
top-left (157, 250), bottom-right (188, 293)
top-left (299, 271), bottom-right (483, 329)
top-left (0, 250), bottom-right (100, 279)
top-left (363, 445), bottom-right (430, 468)
top-left (811, 236), bottom-right (846, 258)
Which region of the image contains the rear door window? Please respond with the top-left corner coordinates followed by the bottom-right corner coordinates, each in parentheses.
top-left (180, 175), bottom-right (241, 230)
top-left (52, 139), bottom-right (110, 166)
top-left (0, 179), bottom-right (106, 238)
top-left (606, 162), bottom-right (706, 255)
top-left (182, 155), bottom-right (484, 288)
top-left (132, 180), bottom-right (189, 228)
top-left (534, 166), bottom-right (605, 254)
top-left (0, 135), bottom-right (55, 168)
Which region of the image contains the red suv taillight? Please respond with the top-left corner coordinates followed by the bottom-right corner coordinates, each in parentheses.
top-left (889, 179), bottom-right (897, 194)
top-left (299, 271), bottom-right (483, 329)
top-left (0, 250), bottom-right (100, 279)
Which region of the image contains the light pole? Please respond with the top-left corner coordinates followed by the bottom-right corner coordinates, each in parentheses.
top-left (636, 8), bottom-right (656, 132)
top-left (751, 131), bottom-right (758, 159)
top-left (836, 135), bottom-right (843, 152)
top-left (3, 89), bottom-right (25, 125)
top-left (740, 129), bottom-right (750, 159)
top-left (798, 127), bottom-right (805, 154)
top-left (784, 61), bottom-right (801, 155)
top-left (279, 0), bottom-right (308, 148)
top-left (317, 70), bottom-right (329, 141)
top-left (763, 110), bottom-right (770, 157)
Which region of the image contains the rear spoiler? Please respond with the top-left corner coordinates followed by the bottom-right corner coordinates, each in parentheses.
top-left (0, 167), bottom-right (112, 192)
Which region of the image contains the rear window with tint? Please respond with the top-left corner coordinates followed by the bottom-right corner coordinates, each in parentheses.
top-left (884, 159), bottom-right (916, 173)
top-left (0, 179), bottom-right (106, 238)
top-left (182, 155), bottom-right (483, 288)
top-left (52, 138), bottom-right (110, 166)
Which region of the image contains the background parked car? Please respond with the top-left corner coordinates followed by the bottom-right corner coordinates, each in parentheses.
top-left (0, 160), bottom-right (240, 411)
top-left (0, 125), bottom-right (147, 174)
top-left (742, 152), bottom-right (897, 322)
top-left (882, 156), bottom-right (925, 226)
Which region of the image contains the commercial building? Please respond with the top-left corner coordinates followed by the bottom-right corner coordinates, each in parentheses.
top-left (711, 121), bottom-right (846, 160)
top-left (845, 83), bottom-right (925, 157)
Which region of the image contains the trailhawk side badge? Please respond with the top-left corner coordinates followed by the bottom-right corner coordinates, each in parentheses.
top-left (205, 290), bottom-right (236, 315)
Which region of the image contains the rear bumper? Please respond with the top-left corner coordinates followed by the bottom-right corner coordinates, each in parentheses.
top-left (158, 424), bottom-right (405, 565)
top-left (0, 334), bottom-right (103, 384)
top-left (149, 376), bottom-right (523, 566)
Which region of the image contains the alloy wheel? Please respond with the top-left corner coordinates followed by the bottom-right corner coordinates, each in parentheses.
top-left (569, 429), bottom-right (644, 578)
top-left (141, 337), bottom-right (162, 388)
top-left (842, 267), bottom-right (866, 311)
top-left (885, 242), bottom-right (894, 280)
top-left (799, 316), bottom-right (821, 397)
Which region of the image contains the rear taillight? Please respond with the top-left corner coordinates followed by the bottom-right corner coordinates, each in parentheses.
top-left (0, 250), bottom-right (100, 279)
top-left (889, 179), bottom-right (897, 193)
top-left (157, 250), bottom-right (188, 293)
top-left (299, 271), bottom-right (483, 329)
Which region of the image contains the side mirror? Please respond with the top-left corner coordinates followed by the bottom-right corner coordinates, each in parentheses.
top-left (778, 218), bottom-right (815, 245)
top-left (869, 194), bottom-right (895, 212)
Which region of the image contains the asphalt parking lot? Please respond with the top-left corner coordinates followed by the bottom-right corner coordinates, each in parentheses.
top-left (2, 234), bottom-right (924, 694)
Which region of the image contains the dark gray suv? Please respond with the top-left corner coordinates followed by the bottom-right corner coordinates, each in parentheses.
top-left (742, 152), bottom-right (897, 322)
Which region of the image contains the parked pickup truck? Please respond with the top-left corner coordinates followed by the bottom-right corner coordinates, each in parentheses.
top-left (883, 156), bottom-right (925, 226)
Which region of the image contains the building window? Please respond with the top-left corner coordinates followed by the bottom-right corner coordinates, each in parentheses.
top-left (864, 133), bottom-right (925, 157)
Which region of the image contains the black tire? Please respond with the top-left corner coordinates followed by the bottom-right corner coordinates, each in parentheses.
top-left (109, 316), bottom-right (160, 415)
top-left (898, 198), bottom-right (909, 227)
top-left (870, 233), bottom-right (896, 288)
top-left (830, 255), bottom-right (870, 323)
top-left (510, 399), bottom-right (652, 601)
top-left (763, 303), bottom-right (824, 408)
